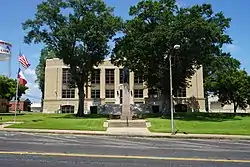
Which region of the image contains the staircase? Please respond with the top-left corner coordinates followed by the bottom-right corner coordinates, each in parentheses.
top-left (106, 120), bottom-right (148, 128)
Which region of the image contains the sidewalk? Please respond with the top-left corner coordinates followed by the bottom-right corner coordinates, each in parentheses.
top-left (1, 123), bottom-right (250, 140)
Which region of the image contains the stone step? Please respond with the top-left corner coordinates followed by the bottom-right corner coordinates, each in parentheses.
top-left (107, 120), bottom-right (147, 128)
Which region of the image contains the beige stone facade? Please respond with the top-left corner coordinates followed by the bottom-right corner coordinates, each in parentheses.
top-left (43, 58), bottom-right (205, 113)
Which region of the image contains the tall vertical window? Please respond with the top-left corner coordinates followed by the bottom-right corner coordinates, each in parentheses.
top-left (119, 69), bottom-right (130, 84)
top-left (134, 73), bottom-right (143, 84)
top-left (91, 69), bottom-right (100, 84)
top-left (62, 68), bottom-right (72, 84)
top-left (62, 68), bottom-right (75, 99)
top-left (134, 89), bottom-right (143, 98)
top-left (120, 90), bottom-right (123, 104)
top-left (105, 69), bottom-right (114, 84)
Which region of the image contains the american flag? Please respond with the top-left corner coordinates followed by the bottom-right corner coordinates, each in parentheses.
top-left (18, 53), bottom-right (30, 69)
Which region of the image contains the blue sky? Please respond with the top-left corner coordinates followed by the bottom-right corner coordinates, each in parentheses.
top-left (0, 0), bottom-right (249, 102)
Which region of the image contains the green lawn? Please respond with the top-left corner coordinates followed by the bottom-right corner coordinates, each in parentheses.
top-left (147, 113), bottom-right (250, 135)
top-left (0, 113), bottom-right (107, 131)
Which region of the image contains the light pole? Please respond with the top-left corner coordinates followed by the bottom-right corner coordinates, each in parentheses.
top-left (165, 45), bottom-right (180, 135)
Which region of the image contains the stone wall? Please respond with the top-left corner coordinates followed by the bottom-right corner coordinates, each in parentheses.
top-left (96, 103), bottom-right (154, 115)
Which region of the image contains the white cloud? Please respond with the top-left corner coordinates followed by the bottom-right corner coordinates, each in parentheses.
top-left (22, 68), bottom-right (41, 103)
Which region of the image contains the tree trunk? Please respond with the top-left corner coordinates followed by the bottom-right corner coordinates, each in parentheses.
top-left (233, 102), bottom-right (238, 114)
top-left (76, 84), bottom-right (85, 117)
top-left (161, 93), bottom-right (170, 115)
top-left (41, 91), bottom-right (44, 112)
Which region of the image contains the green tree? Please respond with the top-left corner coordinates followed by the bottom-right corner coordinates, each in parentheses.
top-left (209, 70), bottom-right (250, 113)
top-left (204, 53), bottom-right (241, 94)
top-left (36, 47), bottom-right (56, 109)
top-left (111, 0), bottom-right (232, 113)
top-left (22, 0), bottom-right (122, 116)
top-left (0, 75), bottom-right (28, 101)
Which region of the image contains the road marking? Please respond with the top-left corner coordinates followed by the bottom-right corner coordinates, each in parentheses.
top-left (0, 151), bottom-right (249, 163)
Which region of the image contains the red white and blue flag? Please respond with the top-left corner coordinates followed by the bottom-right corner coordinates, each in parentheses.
top-left (18, 53), bottom-right (30, 69)
top-left (17, 68), bottom-right (27, 86)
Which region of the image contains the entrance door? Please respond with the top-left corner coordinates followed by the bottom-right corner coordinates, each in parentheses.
top-left (152, 105), bottom-right (160, 113)
top-left (90, 106), bottom-right (98, 114)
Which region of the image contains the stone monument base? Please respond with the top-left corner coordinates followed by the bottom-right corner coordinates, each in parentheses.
top-left (105, 120), bottom-right (150, 128)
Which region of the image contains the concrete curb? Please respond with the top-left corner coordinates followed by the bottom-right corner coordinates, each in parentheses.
top-left (1, 128), bottom-right (250, 140)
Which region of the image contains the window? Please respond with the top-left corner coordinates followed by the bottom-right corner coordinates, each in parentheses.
top-left (120, 90), bottom-right (123, 104)
top-left (61, 105), bottom-right (74, 113)
top-left (62, 68), bottom-right (72, 84)
top-left (174, 87), bottom-right (186, 97)
top-left (105, 90), bottom-right (115, 98)
top-left (148, 89), bottom-right (159, 98)
top-left (91, 90), bottom-right (100, 99)
top-left (105, 69), bottom-right (114, 84)
top-left (91, 69), bottom-right (100, 84)
top-left (134, 73), bottom-right (143, 84)
top-left (62, 89), bottom-right (75, 98)
top-left (134, 89), bottom-right (143, 98)
top-left (120, 69), bottom-right (130, 84)
top-left (62, 68), bottom-right (75, 98)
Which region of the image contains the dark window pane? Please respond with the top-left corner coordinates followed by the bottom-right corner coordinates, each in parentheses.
top-left (105, 90), bottom-right (115, 98)
top-left (62, 89), bottom-right (75, 98)
top-left (134, 89), bottom-right (143, 98)
top-left (105, 69), bottom-right (114, 84)
top-left (91, 90), bottom-right (100, 99)
top-left (134, 73), bottom-right (143, 84)
top-left (91, 69), bottom-right (100, 84)
top-left (61, 105), bottom-right (74, 113)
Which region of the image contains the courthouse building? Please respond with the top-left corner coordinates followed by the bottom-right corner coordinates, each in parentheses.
top-left (43, 58), bottom-right (205, 113)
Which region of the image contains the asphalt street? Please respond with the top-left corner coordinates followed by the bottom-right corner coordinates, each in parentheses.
top-left (0, 132), bottom-right (250, 167)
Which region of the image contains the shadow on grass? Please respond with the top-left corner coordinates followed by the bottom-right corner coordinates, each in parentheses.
top-left (49, 114), bottom-right (109, 119)
top-left (32, 119), bottom-right (43, 122)
top-left (144, 112), bottom-right (248, 122)
top-left (0, 113), bottom-right (25, 116)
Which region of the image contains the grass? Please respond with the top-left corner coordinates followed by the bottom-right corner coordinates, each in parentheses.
top-left (146, 112), bottom-right (250, 135)
top-left (0, 113), bottom-right (107, 131)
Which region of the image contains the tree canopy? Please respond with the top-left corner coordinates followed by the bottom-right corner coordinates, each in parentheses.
top-left (204, 53), bottom-right (241, 94)
top-left (0, 75), bottom-right (28, 101)
top-left (111, 0), bottom-right (232, 112)
top-left (209, 69), bottom-right (250, 113)
top-left (22, 0), bottom-right (122, 116)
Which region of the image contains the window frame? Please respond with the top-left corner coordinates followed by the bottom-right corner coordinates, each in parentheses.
top-left (91, 89), bottom-right (100, 99)
top-left (91, 69), bottom-right (100, 84)
top-left (134, 89), bottom-right (144, 98)
top-left (61, 105), bottom-right (74, 113)
top-left (105, 89), bottom-right (115, 98)
top-left (62, 89), bottom-right (75, 99)
top-left (105, 69), bottom-right (115, 84)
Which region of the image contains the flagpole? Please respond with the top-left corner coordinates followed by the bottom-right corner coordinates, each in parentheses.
top-left (14, 47), bottom-right (21, 123)
top-left (14, 65), bottom-right (20, 123)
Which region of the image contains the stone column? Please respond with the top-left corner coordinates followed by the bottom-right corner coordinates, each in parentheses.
top-left (121, 83), bottom-right (132, 120)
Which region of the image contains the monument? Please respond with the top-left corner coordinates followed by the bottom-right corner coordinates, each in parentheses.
top-left (120, 66), bottom-right (132, 120)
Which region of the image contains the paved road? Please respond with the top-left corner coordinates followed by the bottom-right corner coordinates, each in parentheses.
top-left (0, 132), bottom-right (250, 166)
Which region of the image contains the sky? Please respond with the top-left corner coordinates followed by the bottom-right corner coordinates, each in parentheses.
top-left (0, 0), bottom-right (249, 103)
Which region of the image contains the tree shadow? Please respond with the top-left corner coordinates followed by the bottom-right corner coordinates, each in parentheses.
top-left (49, 114), bottom-right (109, 119)
top-left (173, 113), bottom-right (242, 122)
top-left (32, 119), bottom-right (43, 122)
top-left (145, 112), bottom-right (245, 122)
